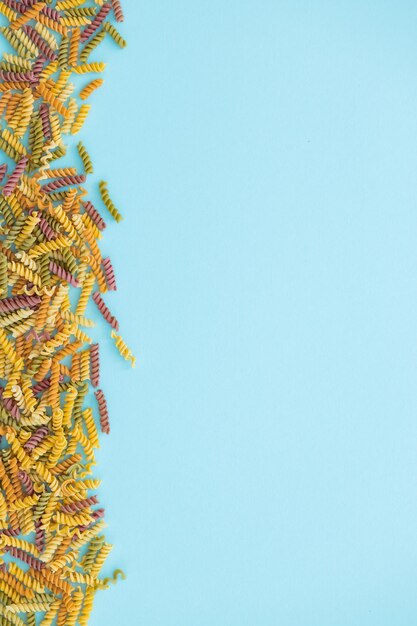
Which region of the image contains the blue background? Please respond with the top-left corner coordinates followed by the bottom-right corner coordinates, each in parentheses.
top-left (18, 0), bottom-right (417, 624)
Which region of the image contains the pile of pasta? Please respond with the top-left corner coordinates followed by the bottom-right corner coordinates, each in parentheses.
top-left (0, 1), bottom-right (134, 624)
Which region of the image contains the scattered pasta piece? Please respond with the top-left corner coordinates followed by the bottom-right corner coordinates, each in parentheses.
top-left (98, 180), bottom-right (122, 222)
top-left (111, 330), bottom-right (136, 367)
top-left (79, 77), bottom-right (104, 101)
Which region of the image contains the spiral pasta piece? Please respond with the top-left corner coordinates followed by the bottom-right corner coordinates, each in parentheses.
top-left (77, 140), bottom-right (93, 173)
top-left (68, 27), bottom-right (80, 67)
top-left (110, 330), bottom-right (136, 367)
top-left (103, 21), bottom-right (126, 48)
top-left (98, 180), bottom-right (122, 222)
top-left (79, 77), bottom-right (103, 100)
top-left (111, 0), bottom-right (125, 23)
top-left (70, 102), bottom-right (90, 133)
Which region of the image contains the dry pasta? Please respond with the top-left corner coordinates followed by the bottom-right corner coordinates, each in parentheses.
top-left (0, 1), bottom-right (133, 624)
